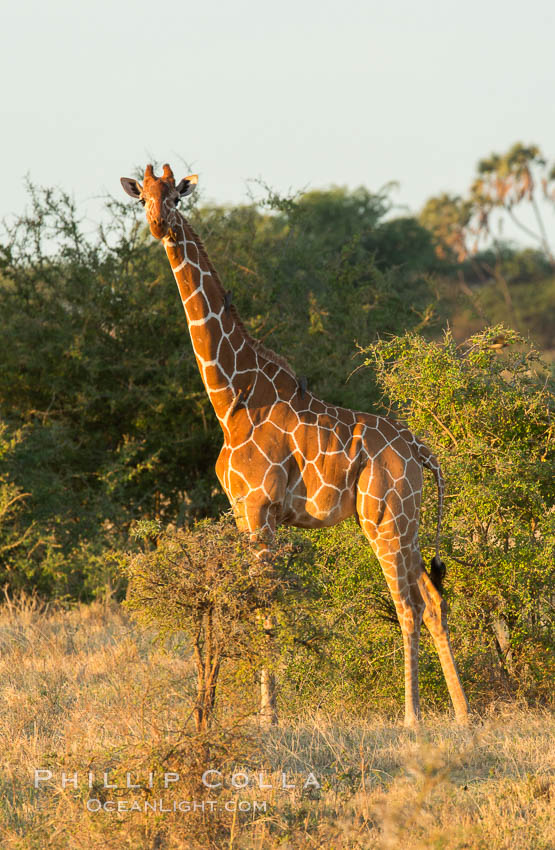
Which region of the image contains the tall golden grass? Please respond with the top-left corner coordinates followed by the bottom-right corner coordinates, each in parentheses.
top-left (0, 593), bottom-right (553, 849)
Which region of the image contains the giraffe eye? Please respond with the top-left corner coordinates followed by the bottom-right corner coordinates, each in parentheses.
top-left (174, 197), bottom-right (180, 206)
top-left (140, 198), bottom-right (146, 206)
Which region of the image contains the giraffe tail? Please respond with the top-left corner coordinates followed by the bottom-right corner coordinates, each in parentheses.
top-left (429, 554), bottom-right (446, 593)
top-left (418, 444), bottom-right (446, 594)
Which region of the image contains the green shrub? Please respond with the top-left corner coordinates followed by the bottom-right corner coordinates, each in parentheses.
top-left (359, 325), bottom-right (554, 702)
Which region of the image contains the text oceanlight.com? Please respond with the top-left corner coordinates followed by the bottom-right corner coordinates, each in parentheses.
top-left (86, 798), bottom-right (268, 813)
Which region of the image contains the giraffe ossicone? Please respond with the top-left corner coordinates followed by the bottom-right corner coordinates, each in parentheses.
top-left (121, 164), bottom-right (470, 727)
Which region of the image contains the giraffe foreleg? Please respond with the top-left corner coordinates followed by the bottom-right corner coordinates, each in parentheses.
top-left (234, 498), bottom-right (280, 727)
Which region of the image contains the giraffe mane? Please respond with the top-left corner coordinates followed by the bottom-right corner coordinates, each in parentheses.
top-left (181, 218), bottom-right (297, 380)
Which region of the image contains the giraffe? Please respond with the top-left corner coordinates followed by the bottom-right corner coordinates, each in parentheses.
top-left (121, 164), bottom-right (470, 727)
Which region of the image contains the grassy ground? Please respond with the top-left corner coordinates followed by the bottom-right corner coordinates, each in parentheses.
top-left (0, 595), bottom-right (553, 849)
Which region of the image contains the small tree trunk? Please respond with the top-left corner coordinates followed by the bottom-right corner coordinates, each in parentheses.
top-left (491, 615), bottom-right (515, 683)
top-left (193, 623), bottom-right (205, 734)
top-left (192, 608), bottom-right (222, 734)
top-left (259, 614), bottom-right (277, 727)
top-left (260, 667), bottom-right (277, 727)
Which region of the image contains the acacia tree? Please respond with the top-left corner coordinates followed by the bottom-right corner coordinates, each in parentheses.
top-left (419, 193), bottom-right (474, 262)
top-left (361, 326), bottom-right (554, 698)
top-left (471, 143), bottom-right (554, 260)
top-left (124, 515), bottom-right (322, 733)
top-left (0, 425), bottom-right (34, 569)
top-left (421, 143), bottom-right (555, 264)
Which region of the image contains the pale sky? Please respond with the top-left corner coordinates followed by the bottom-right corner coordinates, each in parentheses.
top-left (2, 0), bottom-right (554, 244)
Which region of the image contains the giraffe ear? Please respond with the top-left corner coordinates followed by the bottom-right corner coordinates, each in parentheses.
top-left (176, 174), bottom-right (198, 197)
top-left (120, 177), bottom-right (142, 199)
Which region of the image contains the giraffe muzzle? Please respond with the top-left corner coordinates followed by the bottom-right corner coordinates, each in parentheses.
top-left (149, 219), bottom-right (167, 240)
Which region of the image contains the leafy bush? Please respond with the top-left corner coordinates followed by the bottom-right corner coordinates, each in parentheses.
top-left (124, 515), bottom-right (327, 730)
top-left (360, 326), bottom-right (554, 701)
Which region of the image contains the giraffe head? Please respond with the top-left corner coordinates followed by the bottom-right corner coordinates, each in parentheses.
top-left (120, 164), bottom-right (198, 239)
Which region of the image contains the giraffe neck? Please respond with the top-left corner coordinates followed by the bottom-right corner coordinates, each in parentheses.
top-left (163, 214), bottom-right (295, 425)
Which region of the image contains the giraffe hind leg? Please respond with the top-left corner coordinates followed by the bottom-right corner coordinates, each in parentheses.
top-left (417, 569), bottom-right (470, 723)
top-left (355, 460), bottom-right (426, 725)
top-left (356, 454), bottom-right (469, 723)
top-left (357, 517), bottom-right (469, 724)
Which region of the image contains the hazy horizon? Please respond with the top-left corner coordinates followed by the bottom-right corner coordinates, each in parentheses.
top-left (2, 0), bottom-right (554, 246)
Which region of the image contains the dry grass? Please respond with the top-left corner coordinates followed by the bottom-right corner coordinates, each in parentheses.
top-left (0, 594), bottom-right (553, 849)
